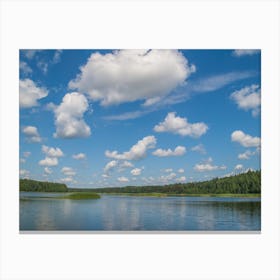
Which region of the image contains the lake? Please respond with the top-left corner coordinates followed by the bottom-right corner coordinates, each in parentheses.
top-left (20, 192), bottom-right (261, 231)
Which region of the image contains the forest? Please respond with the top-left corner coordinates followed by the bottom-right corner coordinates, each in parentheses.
top-left (71, 170), bottom-right (261, 195)
top-left (20, 179), bottom-right (68, 192)
top-left (20, 170), bottom-right (260, 195)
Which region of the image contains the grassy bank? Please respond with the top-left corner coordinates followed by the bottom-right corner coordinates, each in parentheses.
top-left (63, 192), bottom-right (101, 199)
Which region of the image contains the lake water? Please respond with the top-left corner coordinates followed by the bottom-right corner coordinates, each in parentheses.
top-left (20, 192), bottom-right (261, 231)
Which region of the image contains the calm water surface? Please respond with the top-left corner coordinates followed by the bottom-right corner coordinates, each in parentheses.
top-left (20, 192), bottom-right (261, 231)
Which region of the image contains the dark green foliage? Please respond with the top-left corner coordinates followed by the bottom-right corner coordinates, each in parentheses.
top-left (20, 179), bottom-right (68, 192)
top-left (92, 170), bottom-right (261, 195)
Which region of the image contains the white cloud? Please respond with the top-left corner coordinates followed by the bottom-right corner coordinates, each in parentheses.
top-left (61, 167), bottom-right (76, 176)
top-left (194, 163), bottom-right (226, 172)
top-left (60, 177), bottom-right (74, 183)
top-left (117, 176), bottom-right (129, 183)
top-left (164, 168), bottom-right (173, 173)
top-left (105, 135), bottom-right (156, 161)
top-left (120, 161), bottom-right (134, 169)
top-left (72, 153), bottom-right (86, 160)
top-left (103, 71), bottom-right (255, 122)
top-left (20, 158), bottom-right (26, 163)
top-left (153, 146), bottom-right (186, 157)
top-left (19, 169), bottom-right (30, 178)
top-left (234, 164), bottom-right (243, 170)
top-left (238, 150), bottom-right (253, 160)
top-left (39, 157), bottom-right (58, 166)
top-left (131, 168), bottom-right (142, 176)
top-left (69, 49), bottom-right (195, 106)
top-left (42, 145), bottom-right (64, 157)
top-left (104, 110), bottom-right (148, 121)
top-left (44, 167), bottom-right (52, 174)
top-left (191, 144), bottom-right (206, 154)
top-left (191, 71), bottom-right (255, 93)
top-left (230, 84), bottom-right (261, 116)
top-left (176, 176), bottom-right (186, 183)
top-left (232, 50), bottom-right (260, 57)
top-left (159, 172), bottom-right (177, 183)
top-left (231, 130), bottom-right (260, 147)
top-left (53, 92), bottom-right (91, 138)
top-left (104, 160), bottom-right (118, 173)
top-left (22, 126), bottom-right (42, 143)
top-left (154, 112), bottom-right (208, 138)
top-left (194, 158), bottom-right (226, 172)
top-left (20, 79), bottom-right (48, 108)
top-left (20, 61), bottom-right (32, 75)
top-left (39, 145), bottom-right (63, 167)
top-left (178, 168), bottom-right (184, 173)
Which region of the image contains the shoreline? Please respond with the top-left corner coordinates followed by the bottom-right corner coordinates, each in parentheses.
top-left (97, 193), bottom-right (261, 198)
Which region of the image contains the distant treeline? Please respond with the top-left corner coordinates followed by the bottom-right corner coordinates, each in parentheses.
top-left (20, 179), bottom-right (67, 192)
top-left (91, 170), bottom-right (261, 195)
top-left (20, 170), bottom-right (261, 194)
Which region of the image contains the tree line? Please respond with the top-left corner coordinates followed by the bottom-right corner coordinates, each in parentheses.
top-left (20, 179), bottom-right (68, 192)
top-left (20, 170), bottom-right (260, 194)
top-left (92, 170), bottom-right (261, 194)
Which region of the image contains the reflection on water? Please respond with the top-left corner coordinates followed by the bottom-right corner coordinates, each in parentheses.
top-left (20, 193), bottom-right (261, 231)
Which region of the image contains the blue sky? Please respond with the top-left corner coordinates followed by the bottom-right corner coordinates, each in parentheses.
top-left (19, 49), bottom-right (261, 188)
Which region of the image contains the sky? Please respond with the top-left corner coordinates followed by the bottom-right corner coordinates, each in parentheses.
top-left (19, 49), bottom-right (261, 188)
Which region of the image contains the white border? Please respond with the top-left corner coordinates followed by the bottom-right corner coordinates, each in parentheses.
top-left (1, 1), bottom-right (279, 279)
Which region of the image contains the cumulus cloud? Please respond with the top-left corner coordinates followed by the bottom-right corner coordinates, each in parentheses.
top-left (42, 145), bottom-right (64, 157)
top-left (44, 167), bottom-right (52, 174)
top-left (61, 167), bottom-right (76, 176)
top-left (22, 126), bottom-right (42, 143)
top-left (19, 169), bottom-right (30, 178)
top-left (117, 176), bottom-right (129, 183)
top-left (159, 172), bottom-right (177, 183)
top-left (131, 168), bottom-right (142, 176)
top-left (178, 168), bottom-right (184, 173)
top-left (153, 146), bottom-right (186, 157)
top-left (20, 158), bottom-right (26, 163)
top-left (72, 153), bottom-right (86, 160)
top-left (230, 84), bottom-right (261, 116)
top-left (39, 145), bottom-right (63, 166)
top-left (61, 177), bottom-right (74, 183)
top-left (194, 158), bottom-right (226, 172)
top-left (176, 176), bottom-right (186, 183)
top-left (164, 168), bottom-right (173, 173)
top-left (53, 92), bottom-right (91, 138)
top-left (238, 150), bottom-right (254, 160)
top-left (39, 157), bottom-right (58, 166)
top-left (104, 160), bottom-right (118, 173)
top-left (105, 136), bottom-right (156, 161)
top-left (120, 161), bottom-right (134, 168)
top-left (191, 144), bottom-right (206, 154)
top-left (154, 112), bottom-right (208, 138)
top-left (232, 50), bottom-right (260, 57)
top-left (69, 49), bottom-right (195, 106)
top-left (231, 130), bottom-right (260, 147)
top-left (234, 164), bottom-right (243, 170)
top-left (19, 79), bottom-right (48, 108)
